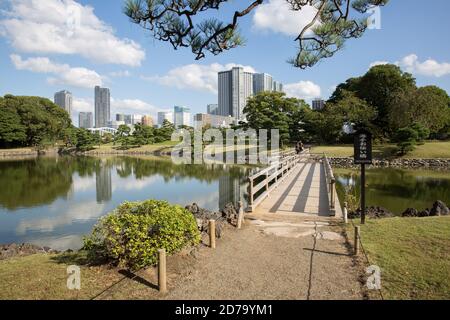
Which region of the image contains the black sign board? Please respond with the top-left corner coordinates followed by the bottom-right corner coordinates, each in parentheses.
top-left (354, 129), bottom-right (373, 165)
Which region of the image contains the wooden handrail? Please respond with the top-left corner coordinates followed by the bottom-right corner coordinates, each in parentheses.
top-left (247, 150), bottom-right (305, 212)
top-left (323, 154), bottom-right (336, 215)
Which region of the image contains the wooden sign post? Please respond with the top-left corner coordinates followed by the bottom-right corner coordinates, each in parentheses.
top-left (354, 129), bottom-right (373, 225)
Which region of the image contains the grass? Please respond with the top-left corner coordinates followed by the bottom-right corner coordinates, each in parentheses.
top-left (311, 141), bottom-right (450, 159)
top-left (349, 216), bottom-right (450, 300)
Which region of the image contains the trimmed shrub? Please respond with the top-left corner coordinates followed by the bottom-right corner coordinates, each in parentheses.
top-left (83, 200), bottom-right (201, 270)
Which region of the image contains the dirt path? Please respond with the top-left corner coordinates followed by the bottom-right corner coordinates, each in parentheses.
top-left (156, 215), bottom-right (362, 300)
top-left (99, 215), bottom-right (363, 300)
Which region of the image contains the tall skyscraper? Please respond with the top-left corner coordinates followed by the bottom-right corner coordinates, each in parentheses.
top-left (157, 112), bottom-right (173, 127)
top-left (79, 112), bottom-right (93, 129)
top-left (312, 98), bottom-right (325, 111)
top-left (54, 90), bottom-right (73, 115)
top-left (207, 104), bottom-right (219, 115)
top-left (174, 106), bottom-right (191, 128)
top-left (253, 73), bottom-right (274, 94)
top-left (95, 86), bottom-right (110, 128)
top-left (218, 67), bottom-right (253, 121)
top-left (141, 115), bottom-right (154, 127)
top-left (273, 81), bottom-right (284, 93)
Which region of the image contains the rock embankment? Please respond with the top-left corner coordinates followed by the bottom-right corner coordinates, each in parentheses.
top-left (185, 203), bottom-right (240, 238)
top-left (348, 200), bottom-right (450, 219)
top-left (330, 157), bottom-right (450, 169)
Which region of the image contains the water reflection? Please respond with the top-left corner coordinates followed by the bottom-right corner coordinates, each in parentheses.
top-left (335, 168), bottom-right (450, 214)
top-left (0, 156), bottom-right (249, 249)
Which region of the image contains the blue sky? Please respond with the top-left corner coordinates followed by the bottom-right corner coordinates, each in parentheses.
top-left (1, 0), bottom-right (450, 126)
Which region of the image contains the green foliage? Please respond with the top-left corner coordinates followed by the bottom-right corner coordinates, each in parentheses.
top-left (83, 200), bottom-right (201, 270)
top-left (395, 127), bottom-right (419, 155)
top-left (75, 129), bottom-right (97, 151)
top-left (243, 91), bottom-right (310, 146)
top-left (155, 120), bottom-right (175, 143)
top-left (0, 95), bottom-right (71, 148)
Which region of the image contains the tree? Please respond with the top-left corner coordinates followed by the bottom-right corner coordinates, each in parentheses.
top-left (76, 129), bottom-right (96, 151)
top-left (389, 85), bottom-right (450, 135)
top-left (394, 127), bottom-right (419, 155)
top-left (124, 0), bottom-right (389, 69)
top-left (133, 123), bottom-right (155, 146)
top-left (326, 90), bottom-right (377, 130)
top-left (0, 95), bottom-right (71, 148)
top-left (243, 91), bottom-right (309, 146)
top-left (357, 64), bottom-right (416, 136)
top-left (155, 120), bottom-right (175, 143)
top-left (0, 98), bottom-right (27, 148)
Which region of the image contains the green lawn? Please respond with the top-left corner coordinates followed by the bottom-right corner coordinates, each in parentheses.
top-left (349, 216), bottom-right (450, 300)
top-left (86, 141), bottom-right (178, 154)
top-left (311, 141), bottom-right (450, 159)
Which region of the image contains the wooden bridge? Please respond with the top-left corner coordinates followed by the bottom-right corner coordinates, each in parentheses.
top-left (246, 150), bottom-right (342, 220)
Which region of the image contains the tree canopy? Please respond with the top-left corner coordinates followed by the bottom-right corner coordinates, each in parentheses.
top-left (0, 95), bottom-right (72, 148)
top-left (124, 0), bottom-right (389, 69)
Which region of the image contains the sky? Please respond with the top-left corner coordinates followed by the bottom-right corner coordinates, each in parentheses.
top-left (1, 0), bottom-right (450, 126)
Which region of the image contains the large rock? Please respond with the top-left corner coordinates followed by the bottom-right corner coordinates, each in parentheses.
top-left (186, 203), bottom-right (241, 238)
top-left (349, 206), bottom-right (394, 219)
top-left (430, 201), bottom-right (450, 216)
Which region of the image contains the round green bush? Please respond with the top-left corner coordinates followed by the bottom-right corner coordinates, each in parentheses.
top-left (83, 200), bottom-right (201, 270)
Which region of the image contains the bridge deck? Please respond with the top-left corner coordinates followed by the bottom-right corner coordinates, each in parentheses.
top-left (252, 160), bottom-right (342, 220)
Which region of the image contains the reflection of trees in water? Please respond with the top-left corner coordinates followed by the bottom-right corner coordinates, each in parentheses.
top-left (0, 156), bottom-right (250, 211)
top-left (336, 168), bottom-right (450, 212)
top-left (0, 158), bottom-right (74, 210)
top-left (106, 157), bottom-right (249, 183)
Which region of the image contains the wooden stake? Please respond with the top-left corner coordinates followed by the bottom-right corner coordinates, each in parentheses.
top-left (237, 201), bottom-right (244, 229)
top-left (354, 226), bottom-right (360, 256)
top-left (209, 220), bottom-right (216, 249)
top-left (158, 249), bottom-right (167, 293)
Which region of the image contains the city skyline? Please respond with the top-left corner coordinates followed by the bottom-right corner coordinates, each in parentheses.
top-left (1, 1), bottom-right (450, 125)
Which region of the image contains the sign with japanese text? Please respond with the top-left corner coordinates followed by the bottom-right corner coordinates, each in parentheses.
top-left (354, 129), bottom-right (373, 165)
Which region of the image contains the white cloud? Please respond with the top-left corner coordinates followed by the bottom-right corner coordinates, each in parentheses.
top-left (143, 63), bottom-right (256, 94)
top-left (284, 81), bottom-right (321, 101)
top-left (0, 0), bottom-right (145, 66)
top-left (109, 70), bottom-right (131, 78)
top-left (398, 54), bottom-right (450, 77)
top-left (252, 0), bottom-right (318, 36)
top-left (73, 97), bottom-right (93, 113)
top-left (10, 54), bottom-right (102, 88)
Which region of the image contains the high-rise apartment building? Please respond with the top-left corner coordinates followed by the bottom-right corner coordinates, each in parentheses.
top-left (54, 90), bottom-right (73, 116)
top-left (174, 106), bottom-right (191, 128)
top-left (157, 112), bottom-right (173, 127)
top-left (207, 104), bottom-right (219, 115)
top-left (218, 67), bottom-right (253, 121)
top-left (273, 81), bottom-right (283, 93)
top-left (253, 73), bottom-right (274, 94)
top-left (95, 86), bottom-right (110, 128)
top-left (79, 112), bottom-right (93, 129)
top-left (312, 98), bottom-right (325, 111)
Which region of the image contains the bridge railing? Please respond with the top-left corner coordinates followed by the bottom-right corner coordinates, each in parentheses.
top-left (247, 150), bottom-right (304, 212)
top-left (323, 154), bottom-right (337, 216)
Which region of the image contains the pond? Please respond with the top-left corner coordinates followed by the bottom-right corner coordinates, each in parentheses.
top-left (0, 156), bottom-right (250, 250)
top-left (334, 168), bottom-right (450, 215)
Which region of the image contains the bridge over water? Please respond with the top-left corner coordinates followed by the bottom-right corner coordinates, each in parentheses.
top-left (246, 151), bottom-right (343, 221)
